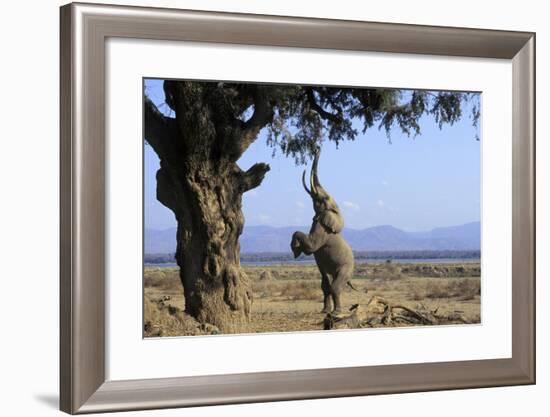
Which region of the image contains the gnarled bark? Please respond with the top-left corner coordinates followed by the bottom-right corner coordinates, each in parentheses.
top-left (155, 157), bottom-right (270, 332)
top-left (145, 81), bottom-right (272, 332)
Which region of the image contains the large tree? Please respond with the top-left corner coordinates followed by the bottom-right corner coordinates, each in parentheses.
top-left (144, 81), bottom-right (479, 332)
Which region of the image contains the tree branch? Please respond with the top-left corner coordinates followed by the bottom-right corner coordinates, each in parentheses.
top-left (156, 165), bottom-right (179, 213)
top-left (239, 162), bottom-right (271, 191)
top-left (229, 87), bottom-right (274, 160)
top-left (305, 89), bottom-right (342, 123)
top-left (144, 96), bottom-right (179, 163)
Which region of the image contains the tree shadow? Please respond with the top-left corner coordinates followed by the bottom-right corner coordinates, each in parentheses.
top-left (34, 393), bottom-right (58, 409)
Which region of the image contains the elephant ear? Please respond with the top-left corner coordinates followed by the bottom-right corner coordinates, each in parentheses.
top-left (318, 209), bottom-right (344, 234)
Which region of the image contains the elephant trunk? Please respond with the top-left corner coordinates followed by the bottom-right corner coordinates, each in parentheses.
top-left (310, 147), bottom-right (328, 199)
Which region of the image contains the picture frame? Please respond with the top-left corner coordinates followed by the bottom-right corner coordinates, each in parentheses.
top-left (59, 2), bottom-right (535, 414)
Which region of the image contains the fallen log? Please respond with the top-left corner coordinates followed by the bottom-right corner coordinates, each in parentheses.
top-left (323, 296), bottom-right (470, 330)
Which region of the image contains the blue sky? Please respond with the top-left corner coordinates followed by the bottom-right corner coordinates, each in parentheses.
top-left (144, 79), bottom-right (480, 232)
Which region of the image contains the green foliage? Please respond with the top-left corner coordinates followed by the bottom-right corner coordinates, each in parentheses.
top-left (263, 86), bottom-right (480, 163)
top-left (153, 81), bottom-right (480, 164)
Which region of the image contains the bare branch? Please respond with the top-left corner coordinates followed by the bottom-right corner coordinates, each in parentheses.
top-left (144, 96), bottom-right (179, 162)
top-left (239, 162), bottom-right (271, 191)
top-left (155, 166), bottom-right (178, 213)
top-left (229, 87), bottom-right (274, 160)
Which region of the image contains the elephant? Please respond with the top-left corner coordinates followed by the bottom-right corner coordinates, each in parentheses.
top-left (290, 147), bottom-right (356, 314)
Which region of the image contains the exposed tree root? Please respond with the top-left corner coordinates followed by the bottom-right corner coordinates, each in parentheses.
top-left (144, 296), bottom-right (221, 337)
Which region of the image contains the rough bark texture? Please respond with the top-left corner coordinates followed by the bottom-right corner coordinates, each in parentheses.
top-left (145, 81), bottom-right (272, 332)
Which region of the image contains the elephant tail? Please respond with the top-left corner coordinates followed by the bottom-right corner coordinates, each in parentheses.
top-left (347, 281), bottom-right (363, 293)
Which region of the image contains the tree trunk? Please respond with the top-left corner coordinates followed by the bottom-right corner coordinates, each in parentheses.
top-left (146, 81), bottom-right (273, 333)
top-left (156, 157), bottom-right (268, 332)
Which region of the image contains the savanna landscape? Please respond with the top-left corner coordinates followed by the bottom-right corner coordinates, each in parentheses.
top-left (144, 261), bottom-right (481, 337)
top-left (143, 79), bottom-right (481, 336)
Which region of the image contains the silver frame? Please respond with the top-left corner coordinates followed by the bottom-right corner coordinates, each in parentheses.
top-left (60, 2), bottom-right (535, 414)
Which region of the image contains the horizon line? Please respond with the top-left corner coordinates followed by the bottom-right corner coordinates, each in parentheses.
top-left (146, 220), bottom-right (481, 233)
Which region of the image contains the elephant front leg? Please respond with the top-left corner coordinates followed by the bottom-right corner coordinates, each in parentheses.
top-left (291, 225), bottom-right (328, 256)
top-left (321, 273), bottom-right (333, 313)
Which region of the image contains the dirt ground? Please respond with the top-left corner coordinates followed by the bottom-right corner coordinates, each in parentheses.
top-left (143, 262), bottom-right (481, 337)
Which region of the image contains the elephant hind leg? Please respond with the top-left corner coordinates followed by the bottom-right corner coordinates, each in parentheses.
top-left (330, 267), bottom-right (353, 314)
top-left (321, 273), bottom-right (333, 313)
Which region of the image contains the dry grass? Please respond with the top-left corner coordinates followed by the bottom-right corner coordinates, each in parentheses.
top-left (144, 296), bottom-right (196, 337)
top-left (278, 281), bottom-right (320, 301)
top-left (144, 262), bottom-right (481, 336)
top-left (143, 267), bottom-right (181, 291)
top-left (407, 278), bottom-right (481, 301)
top-left (363, 262), bottom-right (404, 280)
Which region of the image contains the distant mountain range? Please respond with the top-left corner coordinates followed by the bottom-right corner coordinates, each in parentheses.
top-left (145, 221), bottom-right (480, 254)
